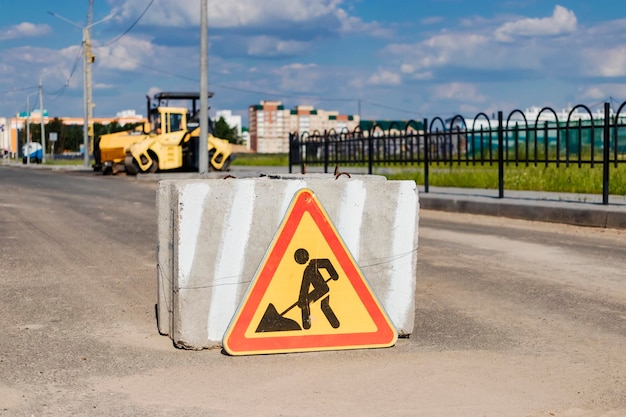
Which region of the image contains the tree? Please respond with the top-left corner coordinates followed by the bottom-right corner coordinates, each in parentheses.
top-left (43, 118), bottom-right (82, 153)
top-left (46, 118), bottom-right (65, 154)
top-left (214, 116), bottom-right (240, 144)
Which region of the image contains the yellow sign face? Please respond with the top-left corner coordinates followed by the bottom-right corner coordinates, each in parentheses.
top-left (223, 189), bottom-right (397, 355)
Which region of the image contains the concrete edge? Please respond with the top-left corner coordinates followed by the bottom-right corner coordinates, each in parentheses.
top-left (419, 197), bottom-right (626, 229)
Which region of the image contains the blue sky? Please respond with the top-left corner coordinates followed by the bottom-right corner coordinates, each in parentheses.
top-left (1, 0), bottom-right (625, 126)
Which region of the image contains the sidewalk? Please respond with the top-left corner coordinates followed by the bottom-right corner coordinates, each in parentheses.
top-left (418, 186), bottom-right (626, 229)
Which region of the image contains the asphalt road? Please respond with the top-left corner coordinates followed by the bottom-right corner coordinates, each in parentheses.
top-left (0, 165), bottom-right (624, 417)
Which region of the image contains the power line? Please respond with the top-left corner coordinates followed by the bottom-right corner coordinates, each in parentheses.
top-left (361, 99), bottom-right (420, 117)
top-left (104, 0), bottom-right (154, 46)
top-left (0, 85), bottom-right (39, 96)
top-left (133, 62), bottom-right (365, 103)
top-left (135, 62), bottom-right (344, 101)
top-left (44, 44), bottom-right (85, 100)
top-left (210, 82), bottom-right (354, 102)
top-left (209, 82), bottom-right (419, 117)
top-left (136, 62), bottom-right (198, 82)
top-left (4, 45), bottom-right (83, 102)
top-left (135, 62), bottom-right (419, 116)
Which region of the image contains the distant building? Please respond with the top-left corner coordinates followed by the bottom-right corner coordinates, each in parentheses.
top-left (0, 118), bottom-right (10, 156)
top-left (359, 120), bottom-right (423, 133)
top-left (248, 101), bottom-right (286, 153)
top-left (248, 101), bottom-right (360, 153)
top-left (241, 128), bottom-right (250, 150)
top-left (4, 110), bottom-right (145, 156)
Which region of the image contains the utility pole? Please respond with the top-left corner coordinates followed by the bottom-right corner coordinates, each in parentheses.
top-left (39, 80), bottom-right (46, 163)
top-left (81, 24), bottom-right (91, 167)
top-left (85, 0), bottom-right (94, 168)
top-left (48, 3), bottom-right (111, 168)
top-left (26, 96), bottom-right (31, 165)
top-left (198, 0), bottom-right (209, 174)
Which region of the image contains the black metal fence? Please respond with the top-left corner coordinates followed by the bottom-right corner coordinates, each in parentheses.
top-left (288, 102), bottom-right (626, 205)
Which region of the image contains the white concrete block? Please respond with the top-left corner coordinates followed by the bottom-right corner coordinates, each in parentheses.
top-left (157, 175), bottom-right (419, 349)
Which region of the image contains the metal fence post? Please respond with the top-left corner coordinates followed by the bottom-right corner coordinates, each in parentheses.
top-left (323, 131), bottom-right (329, 173)
top-left (498, 111), bottom-right (504, 198)
top-left (424, 119), bottom-right (429, 193)
top-left (603, 102), bottom-right (610, 205)
top-left (368, 133), bottom-right (373, 175)
top-left (288, 132), bottom-right (294, 174)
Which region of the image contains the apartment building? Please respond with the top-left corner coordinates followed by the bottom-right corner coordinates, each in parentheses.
top-left (249, 101), bottom-right (360, 153)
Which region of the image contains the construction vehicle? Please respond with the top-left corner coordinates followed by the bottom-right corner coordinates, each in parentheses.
top-left (94, 92), bottom-right (233, 175)
top-left (93, 124), bottom-right (146, 174)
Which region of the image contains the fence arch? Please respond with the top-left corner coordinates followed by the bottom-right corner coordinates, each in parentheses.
top-left (287, 101), bottom-right (625, 204)
top-left (505, 109), bottom-right (530, 166)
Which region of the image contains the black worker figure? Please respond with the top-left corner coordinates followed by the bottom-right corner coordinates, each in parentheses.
top-left (294, 248), bottom-right (340, 330)
top-left (255, 248), bottom-right (341, 333)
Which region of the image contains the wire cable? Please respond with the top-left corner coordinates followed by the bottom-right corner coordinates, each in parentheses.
top-left (0, 85), bottom-right (39, 96)
top-left (361, 99), bottom-right (421, 117)
top-left (44, 44), bottom-right (84, 100)
top-left (104, 0), bottom-right (154, 46)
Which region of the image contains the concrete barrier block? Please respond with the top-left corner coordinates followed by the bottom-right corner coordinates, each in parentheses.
top-left (156, 181), bottom-right (174, 336)
top-left (157, 175), bottom-right (419, 349)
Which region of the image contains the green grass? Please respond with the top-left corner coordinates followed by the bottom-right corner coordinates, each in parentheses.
top-left (43, 158), bottom-right (86, 166)
top-left (232, 153), bottom-right (288, 166)
top-left (383, 164), bottom-right (626, 195)
top-left (9, 150), bottom-right (625, 195)
top-left (0, 157), bottom-right (85, 166)
top-left (235, 151), bottom-right (626, 195)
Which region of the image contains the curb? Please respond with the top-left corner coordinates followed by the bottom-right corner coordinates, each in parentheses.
top-left (419, 190), bottom-right (626, 229)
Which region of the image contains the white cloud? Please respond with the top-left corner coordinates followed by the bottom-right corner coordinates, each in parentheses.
top-left (432, 83), bottom-right (486, 103)
top-left (282, 63), bottom-right (318, 71)
top-left (147, 86), bottom-right (162, 98)
top-left (246, 36), bottom-right (311, 57)
top-left (0, 22), bottom-right (51, 41)
top-left (400, 64), bottom-right (414, 74)
top-left (0, 44), bottom-right (84, 92)
top-left (401, 64), bottom-right (433, 80)
top-left (580, 86), bottom-right (606, 100)
top-left (411, 71), bottom-right (434, 81)
top-left (495, 5), bottom-right (577, 42)
top-left (386, 33), bottom-right (492, 72)
top-left (4, 46), bottom-right (67, 65)
top-left (580, 84), bottom-right (626, 101)
top-left (106, 0), bottom-right (391, 62)
top-left (271, 62), bottom-right (323, 93)
top-left (335, 9), bottom-right (392, 38)
top-left (110, 0), bottom-right (344, 28)
top-left (585, 18), bottom-right (626, 38)
top-left (382, 7), bottom-right (586, 81)
top-left (213, 0), bottom-right (340, 27)
top-left (367, 69), bottom-right (401, 86)
top-left (94, 82), bottom-right (115, 89)
top-left (95, 36), bottom-right (156, 71)
top-left (581, 45), bottom-right (626, 77)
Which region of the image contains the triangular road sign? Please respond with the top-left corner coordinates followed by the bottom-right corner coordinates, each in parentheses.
top-left (223, 188), bottom-right (398, 355)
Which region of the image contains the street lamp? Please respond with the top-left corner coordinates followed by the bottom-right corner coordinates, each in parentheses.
top-left (48, 10), bottom-right (113, 168)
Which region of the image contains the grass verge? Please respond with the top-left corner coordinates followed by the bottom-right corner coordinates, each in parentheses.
top-left (383, 164), bottom-right (626, 195)
top-left (232, 153), bottom-right (288, 166)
